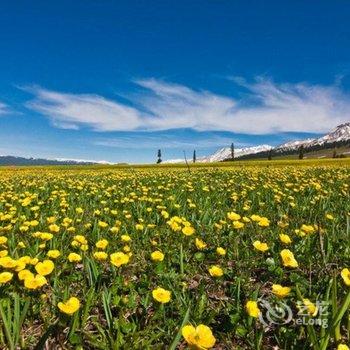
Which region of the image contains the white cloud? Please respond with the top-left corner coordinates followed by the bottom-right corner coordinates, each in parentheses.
top-left (25, 78), bottom-right (350, 134)
top-left (94, 133), bottom-right (246, 149)
top-left (0, 102), bottom-right (10, 115)
top-left (25, 87), bottom-right (144, 131)
top-left (135, 78), bottom-right (236, 131)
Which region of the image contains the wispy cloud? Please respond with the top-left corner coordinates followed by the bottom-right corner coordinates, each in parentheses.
top-left (94, 133), bottom-right (247, 149)
top-left (24, 78), bottom-right (350, 134)
top-left (0, 102), bottom-right (10, 115)
top-left (24, 87), bottom-right (144, 131)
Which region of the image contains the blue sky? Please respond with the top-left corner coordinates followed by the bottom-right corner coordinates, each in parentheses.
top-left (0, 0), bottom-right (350, 163)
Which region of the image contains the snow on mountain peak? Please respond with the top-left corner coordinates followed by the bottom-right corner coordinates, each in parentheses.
top-left (277, 122), bottom-right (350, 152)
top-left (163, 145), bottom-right (272, 164)
top-left (163, 122), bottom-right (350, 164)
top-left (316, 123), bottom-right (350, 144)
top-left (199, 144), bottom-right (272, 163)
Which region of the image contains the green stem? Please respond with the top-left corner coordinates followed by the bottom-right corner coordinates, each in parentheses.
top-left (320, 289), bottom-right (350, 350)
top-left (180, 243), bottom-right (184, 275)
top-left (295, 285), bottom-right (320, 350)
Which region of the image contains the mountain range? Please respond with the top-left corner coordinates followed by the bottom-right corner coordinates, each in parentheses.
top-left (274, 122), bottom-right (350, 153)
top-left (0, 156), bottom-right (110, 166)
top-left (165, 122), bottom-right (350, 163)
top-left (1, 123), bottom-right (349, 165)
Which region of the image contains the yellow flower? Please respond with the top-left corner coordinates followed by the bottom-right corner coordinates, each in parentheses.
top-left (341, 268), bottom-right (350, 286)
top-left (182, 324), bottom-right (216, 349)
top-left (279, 233), bottom-right (292, 244)
top-left (152, 287), bottom-right (171, 303)
top-left (195, 238), bottom-right (207, 250)
top-left (39, 232), bottom-right (53, 241)
top-left (98, 221), bottom-right (108, 228)
top-left (35, 260), bottom-right (55, 276)
top-left (232, 221), bottom-right (244, 229)
top-left (0, 236), bottom-right (8, 245)
top-left (80, 244), bottom-right (88, 252)
top-left (14, 260), bottom-right (26, 272)
top-left (74, 235), bottom-right (87, 245)
top-left (161, 210), bottom-right (169, 219)
top-left (110, 252), bottom-right (129, 267)
top-left (325, 213), bottom-right (334, 220)
top-left (58, 297), bottom-right (80, 315)
top-left (182, 226), bottom-right (195, 236)
top-left (227, 212), bottom-right (241, 221)
top-left (208, 265), bottom-right (223, 277)
top-left (216, 247), bottom-right (226, 256)
top-left (135, 224), bottom-right (144, 231)
top-left (110, 226), bottom-right (120, 234)
top-left (93, 251), bottom-right (108, 261)
top-left (0, 256), bottom-right (17, 269)
top-left (71, 240), bottom-right (79, 248)
top-left (68, 253), bottom-right (82, 263)
top-left (300, 224), bottom-right (315, 235)
top-left (75, 207), bottom-right (84, 214)
top-left (24, 274), bottom-right (47, 289)
top-left (123, 245), bottom-right (131, 253)
top-left (253, 240), bottom-right (269, 252)
top-left (19, 225), bottom-right (29, 233)
top-left (302, 299), bottom-right (318, 317)
top-left (272, 284), bottom-right (291, 298)
top-left (251, 214), bottom-right (262, 222)
top-left (18, 269), bottom-right (34, 281)
top-left (47, 250), bottom-right (61, 259)
top-left (49, 224), bottom-right (60, 233)
top-left (121, 235), bottom-right (131, 242)
top-left (280, 249), bottom-right (298, 268)
top-left (168, 220), bottom-right (181, 232)
top-left (151, 251), bottom-right (164, 262)
top-left (246, 300), bottom-right (261, 318)
top-left (18, 256), bottom-right (31, 264)
top-left (258, 217), bottom-right (270, 227)
top-left (338, 345), bottom-right (349, 350)
top-left (29, 257), bottom-right (39, 265)
top-left (22, 197), bottom-right (32, 206)
top-left (0, 271), bottom-right (13, 284)
top-left (95, 239), bottom-right (109, 249)
top-left (47, 216), bottom-right (56, 224)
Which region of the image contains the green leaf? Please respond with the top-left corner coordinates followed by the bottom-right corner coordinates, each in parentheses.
top-left (168, 304), bottom-right (191, 350)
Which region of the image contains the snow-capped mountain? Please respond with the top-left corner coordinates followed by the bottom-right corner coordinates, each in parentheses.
top-left (276, 123), bottom-right (350, 152)
top-left (164, 145), bottom-right (272, 163)
top-left (199, 144), bottom-right (272, 162)
top-left (275, 138), bottom-right (315, 152)
top-left (312, 122), bottom-right (350, 145)
top-left (163, 123), bottom-right (350, 163)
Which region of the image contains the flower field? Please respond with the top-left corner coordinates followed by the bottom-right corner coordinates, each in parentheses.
top-left (0, 162), bottom-right (349, 349)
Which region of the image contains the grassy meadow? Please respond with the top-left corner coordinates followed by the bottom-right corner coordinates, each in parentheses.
top-left (0, 159), bottom-right (349, 349)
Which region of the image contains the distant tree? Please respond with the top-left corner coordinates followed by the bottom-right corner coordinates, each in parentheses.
top-left (230, 143), bottom-right (235, 161)
top-left (193, 150), bottom-right (196, 163)
top-left (332, 148), bottom-right (337, 158)
top-left (298, 145), bottom-right (304, 160)
top-left (157, 149), bottom-right (162, 164)
top-left (268, 149), bottom-right (272, 161)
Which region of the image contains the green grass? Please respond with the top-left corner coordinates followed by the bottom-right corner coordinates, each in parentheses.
top-left (0, 163), bottom-right (349, 349)
top-left (0, 157), bottom-right (349, 171)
